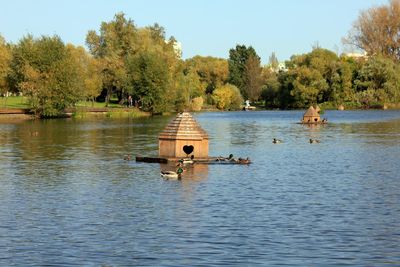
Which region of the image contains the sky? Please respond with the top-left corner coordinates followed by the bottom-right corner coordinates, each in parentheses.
top-left (0, 0), bottom-right (388, 64)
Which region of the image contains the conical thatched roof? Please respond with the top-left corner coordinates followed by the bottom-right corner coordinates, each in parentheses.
top-left (159, 112), bottom-right (208, 140)
top-left (303, 106), bottom-right (320, 117)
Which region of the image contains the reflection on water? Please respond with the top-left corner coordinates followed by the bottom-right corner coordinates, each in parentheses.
top-left (0, 110), bottom-right (400, 266)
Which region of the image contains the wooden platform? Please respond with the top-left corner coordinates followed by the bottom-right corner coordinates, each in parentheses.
top-left (298, 121), bottom-right (328, 125)
top-left (135, 156), bottom-right (251, 165)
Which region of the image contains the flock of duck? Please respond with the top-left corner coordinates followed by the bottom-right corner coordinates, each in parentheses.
top-left (126, 137), bottom-right (322, 181)
top-left (272, 138), bottom-right (321, 144)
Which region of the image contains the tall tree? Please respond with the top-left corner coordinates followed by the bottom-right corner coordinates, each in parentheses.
top-left (344, 0), bottom-right (400, 61)
top-left (268, 52), bottom-right (279, 72)
top-left (0, 35), bottom-right (12, 106)
top-left (228, 44), bottom-right (259, 99)
top-left (67, 44), bottom-right (102, 106)
top-left (244, 55), bottom-right (263, 101)
top-left (86, 13), bottom-right (137, 105)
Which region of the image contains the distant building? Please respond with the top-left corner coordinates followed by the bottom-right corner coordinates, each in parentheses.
top-left (173, 41), bottom-right (182, 58)
top-left (267, 62), bottom-right (288, 73)
top-left (165, 40), bottom-right (182, 58)
top-left (343, 52), bottom-right (368, 59)
top-left (278, 62), bottom-right (288, 72)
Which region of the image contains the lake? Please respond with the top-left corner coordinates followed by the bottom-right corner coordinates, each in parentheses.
top-left (0, 110), bottom-right (399, 266)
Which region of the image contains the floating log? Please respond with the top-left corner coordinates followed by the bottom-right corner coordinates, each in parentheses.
top-left (135, 156), bottom-right (251, 165)
top-left (135, 156), bottom-right (168, 163)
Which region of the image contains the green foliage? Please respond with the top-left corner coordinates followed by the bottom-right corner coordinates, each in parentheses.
top-left (8, 35), bottom-right (85, 117)
top-left (128, 51), bottom-right (171, 114)
top-left (190, 96), bottom-right (204, 111)
top-left (86, 13), bottom-right (182, 110)
top-left (184, 56), bottom-right (228, 95)
top-left (212, 84), bottom-right (243, 110)
top-left (0, 96), bottom-right (29, 108)
top-left (261, 70), bottom-right (281, 108)
top-left (0, 35), bottom-right (11, 98)
top-left (228, 44), bottom-right (260, 99)
top-left (354, 55), bottom-right (400, 104)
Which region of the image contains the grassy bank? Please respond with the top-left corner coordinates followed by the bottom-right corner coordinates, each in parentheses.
top-left (0, 96), bottom-right (30, 109)
top-left (72, 107), bottom-right (150, 119)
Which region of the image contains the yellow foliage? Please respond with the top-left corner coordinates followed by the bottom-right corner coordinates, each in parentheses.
top-left (190, 96), bottom-right (203, 111)
top-left (212, 84), bottom-right (243, 110)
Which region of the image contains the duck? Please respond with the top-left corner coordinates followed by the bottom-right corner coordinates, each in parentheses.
top-left (309, 138), bottom-right (321, 144)
top-left (272, 138), bottom-right (282, 144)
top-left (123, 154), bottom-right (132, 160)
top-left (179, 155), bottom-right (194, 165)
top-left (161, 166), bottom-right (184, 180)
top-left (238, 157), bottom-right (251, 164)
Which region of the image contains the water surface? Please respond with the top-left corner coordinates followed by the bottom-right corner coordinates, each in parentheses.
top-left (0, 110), bottom-right (399, 266)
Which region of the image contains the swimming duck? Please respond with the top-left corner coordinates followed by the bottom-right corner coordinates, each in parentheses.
top-left (179, 158), bottom-right (194, 164)
top-left (272, 138), bottom-right (282, 144)
top-left (161, 167), bottom-right (184, 180)
top-left (123, 154), bottom-right (132, 160)
top-left (238, 157), bottom-right (251, 164)
top-left (309, 138), bottom-right (320, 144)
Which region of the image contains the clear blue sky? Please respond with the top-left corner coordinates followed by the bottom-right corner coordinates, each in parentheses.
top-left (1, 0), bottom-right (387, 64)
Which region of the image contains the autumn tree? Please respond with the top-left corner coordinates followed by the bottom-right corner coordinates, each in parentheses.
top-left (0, 35), bottom-right (11, 106)
top-left (345, 0), bottom-right (400, 61)
top-left (67, 44), bottom-right (102, 106)
top-left (184, 56), bottom-right (228, 95)
top-left (244, 54), bottom-right (263, 101)
top-left (212, 83), bottom-right (243, 110)
top-left (8, 35), bottom-right (85, 117)
top-left (268, 52), bottom-right (279, 72)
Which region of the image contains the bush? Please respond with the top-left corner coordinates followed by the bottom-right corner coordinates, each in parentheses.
top-left (212, 84), bottom-right (243, 110)
top-left (190, 96), bottom-right (203, 111)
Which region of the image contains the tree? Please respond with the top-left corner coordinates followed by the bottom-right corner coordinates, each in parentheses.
top-left (228, 44), bottom-right (259, 99)
top-left (67, 44), bottom-right (102, 106)
top-left (86, 13), bottom-right (182, 110)
top-left (212, 83), bottom-right (243, 110)
top-left (268, 52), bottom-right (279, 72)
top-left (354, 55), bottom-right (400, 105)
top-left (261, 69), bottom-right (281, 108)
top-left (244, 55), bottom-right (263, 101)
top-left (0, 35), bottom-right (11, 106)
top-left (184, 56), bottom-right (228, 95)
top-left (128, 51), bottom-right (171, 113)
top-left (344, 0), bottom-right (400, 61)
top-left (86, 13), bottom-right (137, 105)
top-left (9, 35), bottom-right (84, 117)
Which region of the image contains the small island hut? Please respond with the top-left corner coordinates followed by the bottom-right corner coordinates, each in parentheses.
top-left (159, 112), bottom-right (209, 158)
top-left (302, 106), bottom-right (321, 123)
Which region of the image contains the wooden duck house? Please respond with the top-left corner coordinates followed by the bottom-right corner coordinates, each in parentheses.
top-left (159, 112), bottom-right (209, 158)
top-left (302, 106), bottom-right (321, 123)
